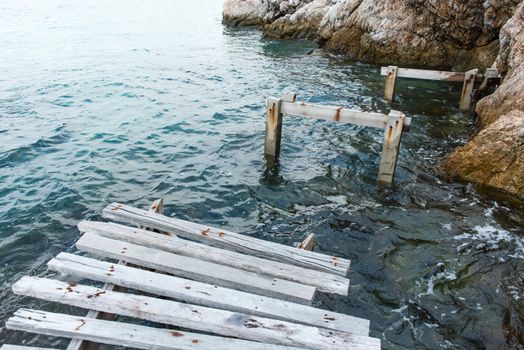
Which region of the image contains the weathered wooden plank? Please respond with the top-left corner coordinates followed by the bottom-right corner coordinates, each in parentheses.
top-left (380, 66), bottom-right (483, 82)
top-left (75, 233), bottom-right (316, 304)
top-left (264, 97), bottom-right (284, 157)
top-left (12, 278), bottom-right (381, 350)
top-left (1, 346), bottom-right (57, 350)
top-left (281, 92), bottom-right (297, 102)
top-left (383, 66), bottom-right (398, 101)
top-left (460, 68), bottom-right (478, 112)
top-left (377, 110), bottom-right (405, 186)
top-left (7, 309), bottom-right (301, 350)
top-left (298, 233), bottom-right (316, 251)
top-left (48, 253), bottom-right (368, 335)
top-left (102, 203), bottom-right (351, 276)
top-left (68, 199), bottom-right (165, 350)
top-left (274, 99), bottom-right (412, 131)
top-left (78, 221), bottom-right (349, 295)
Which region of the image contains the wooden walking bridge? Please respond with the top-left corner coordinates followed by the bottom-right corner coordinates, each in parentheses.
top-left (2, 199), bottom-right (380, 350)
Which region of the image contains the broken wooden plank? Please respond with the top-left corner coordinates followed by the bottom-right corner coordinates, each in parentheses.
top-left (7, 309), bottom-right (301, 350)
top-left (298, 233), bottom-right (316, 251)
top-left (77, 221), bottom-right (349, 295)
top-left (264, 96), bottom-right (284, 157)
top-left (75, 233), bottom-right (316, 304)
top-left (380, 66), bottom-right (483, 82)
top-left (68, 199), bottom-right (165, 350)
top-left (460, 68), bottom-right (479, 112)
top-left (102, 203), bottom-right (351, 276)
top-left (48, 253), bottom-right (368, 335)
top-left (12, 278), bottom-right (381, 350)
top-left (377, 110), bottom-right (405, 186)
top-left (383, 66), bottom-right (398, 102)
top-left (272, 99), bottom-right (412, 131)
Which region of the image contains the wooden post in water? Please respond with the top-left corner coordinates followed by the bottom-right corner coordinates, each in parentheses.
top-left (384, 66), bottom-right (398, 102)
top-left (264, 97), bottom-right (283, 158)
top-left (377, 110), bottom-right (405, 186)
top-left (460, 69), bottom-right (478, 112)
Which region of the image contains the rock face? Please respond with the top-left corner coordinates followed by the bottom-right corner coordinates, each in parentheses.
top-left (441, 111), bottom-right (524, 198)
top-left (223, 0), bottom-right (522, 70)
top-left (441, 3), bottom-right (524, 199)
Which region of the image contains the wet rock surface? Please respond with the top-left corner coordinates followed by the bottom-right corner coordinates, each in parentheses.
top-left (223, 0), bottom-right (522, 69)
top-left (442, 3), bottom-right (524, 199)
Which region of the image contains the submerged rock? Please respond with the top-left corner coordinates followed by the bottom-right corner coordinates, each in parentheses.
top-left (223, 0), bottom-right (521, 69)
top-left (441, 3), bottom-right (524, 199)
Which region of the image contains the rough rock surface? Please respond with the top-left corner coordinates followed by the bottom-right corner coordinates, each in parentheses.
top-left (442, 3), bottom-right (524, 199)
top-left (441, 111), bottom-right (524, 198)
top-left (223, 0), bottom-right (522, 70)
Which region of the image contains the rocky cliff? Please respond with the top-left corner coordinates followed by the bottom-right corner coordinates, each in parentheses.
top-left (223, 0), bottom-right (524, 199)
top-left (441, 3), bottom-right (524, 198)
top-left (223, 0), bottom-right (521, 70)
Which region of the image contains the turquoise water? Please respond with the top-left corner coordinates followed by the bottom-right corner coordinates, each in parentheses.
top-left (1, 0), bottom-right (523, 348)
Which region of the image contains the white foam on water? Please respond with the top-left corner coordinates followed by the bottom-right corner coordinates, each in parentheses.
top-left (419, 270), bottom-right (457, 296)
top-left (454, 224), bottom-right (524, 259)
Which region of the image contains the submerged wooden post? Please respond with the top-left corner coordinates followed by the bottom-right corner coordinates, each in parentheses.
top-left (264, 97), bottom-right (283, 158)
top-left (384, 66), bottom-right (398, 102)
top-left (460, 68), bottom-right (478, 112)
top-left (377, 110), bottom-right (405, 186)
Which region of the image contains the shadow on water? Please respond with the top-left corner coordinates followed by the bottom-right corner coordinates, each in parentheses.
top-left (0, 0), bottom-right (523, 349)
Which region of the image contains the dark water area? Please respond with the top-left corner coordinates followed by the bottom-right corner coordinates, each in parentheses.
top-left (1, 0), bottom-right (523, 349)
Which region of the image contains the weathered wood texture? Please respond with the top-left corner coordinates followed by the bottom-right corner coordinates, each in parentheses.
top-left (77, 221), bottom-right (348, 295)
top-left (1, 346), bottom-right (57, 350)
top-left (76, 232), bottom-right (316, 304)
top-left (48, 253), bottom-right (368, 335)
top-left (7, 309), bottom-right (302, 350)
top-left (12, 278), bottom-right (381, 350)
top-left (460, 69), bottom-right (479, 112)
top-left (273, 99), bottom-right (412, 131)
top-left (380, 66), bottom-right (483, 82)
top-left (377, 111), bottom-right (405, 186)
top-left (264, 97), bottom-right (283, 157)
top-left (298, 233), bottom-right (316, 251)
top-left (383, 66), bottom-right (398, 101)
top-left (102, 203), bottom-right (350, 276)
top-left (67, 199), bottom-right (165, 350)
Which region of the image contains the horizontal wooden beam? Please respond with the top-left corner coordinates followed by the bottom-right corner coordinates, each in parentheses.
top-left (0, 346), bottom-right (57, 350)
top-left (271, 99), bottom-right (411, 131)
top-left (75, 233), bottom-right (316, 304)
top-left (102, 203), bottom-right (350, 276)
top-left (12, 278), bottom-right (381, 350)
top-left (7, 309), bottom-right (298, 350)
top-left (380, 66), bottom-right (483, 82)
top-left (48, 253), bottom-right (368, 335)
top-left (78, 221), bottom-right (349, 295)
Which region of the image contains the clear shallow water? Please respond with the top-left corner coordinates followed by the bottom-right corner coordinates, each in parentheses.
top-left (0, 0), bottom-right (523, 348)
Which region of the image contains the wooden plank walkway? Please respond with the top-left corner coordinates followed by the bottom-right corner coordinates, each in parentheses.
top-left (3, 200), bottom-right (380, 350)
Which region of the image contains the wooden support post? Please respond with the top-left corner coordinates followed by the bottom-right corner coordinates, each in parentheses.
top-left (460, 69), bottom-right (478, 112)
top-left (264, 97), bottom-right (283, 158)
top-left (377, 110), bottom-right (405, 186)
top-left (384, 66), bottom-right (398, 102)
top-left (67, 199), bottom-right (164, 350)
top-left (298, 233), bottom-right (316, 251)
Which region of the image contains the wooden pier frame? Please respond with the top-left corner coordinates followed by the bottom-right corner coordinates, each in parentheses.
top-left (4, 201), bottom-right (381, 349)
top-left (380, 66), bottom-right (497, 111)
top-left (264, 94), bottom-right (411, 186)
